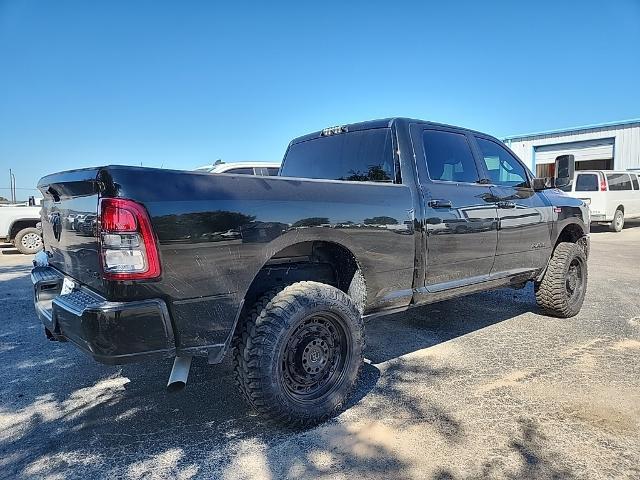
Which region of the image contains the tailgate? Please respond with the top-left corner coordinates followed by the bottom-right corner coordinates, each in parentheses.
top-left (38, 168), bottom-right (105, 293)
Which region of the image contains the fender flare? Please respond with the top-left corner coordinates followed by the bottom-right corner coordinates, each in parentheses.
top-left (537, 220), bottom-right (589, 282)
top-left (7, 218), bottom-right (41, 240)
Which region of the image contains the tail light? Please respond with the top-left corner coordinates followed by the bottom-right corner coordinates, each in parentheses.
top-left (98, 198), bottom-right (161, 280)
top-left (600, 174), bottom-right (607, 191)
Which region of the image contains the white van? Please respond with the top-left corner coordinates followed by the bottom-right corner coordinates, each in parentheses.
top-left (563, 170), bottom-right (640, 232)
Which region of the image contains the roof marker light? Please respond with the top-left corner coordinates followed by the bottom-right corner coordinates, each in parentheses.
top-left (321, 125), bottom-right (348, 136)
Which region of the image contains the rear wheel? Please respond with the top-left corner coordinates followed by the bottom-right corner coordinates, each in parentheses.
top-left (535, 242), bottom-right (588, 318)
top-left (610, 209), bottom-right (624, 232)
top-left (14, 227), bottom-right (43, 255)
top-left (233, 281), bottom-right (364, 427)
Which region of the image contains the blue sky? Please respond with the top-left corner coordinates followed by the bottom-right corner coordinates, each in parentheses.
top-left (1, 0), bottom-right (639, 199)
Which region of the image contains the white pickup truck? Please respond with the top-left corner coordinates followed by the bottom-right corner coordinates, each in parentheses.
top-left (0, 204), bottom-right (43, 254)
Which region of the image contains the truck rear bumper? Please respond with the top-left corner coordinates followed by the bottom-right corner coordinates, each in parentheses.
top-left (31, 266), bottom-right (176, 365)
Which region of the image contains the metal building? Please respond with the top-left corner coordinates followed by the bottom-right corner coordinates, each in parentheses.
top-left (503, 119), bottom-right (640, 178)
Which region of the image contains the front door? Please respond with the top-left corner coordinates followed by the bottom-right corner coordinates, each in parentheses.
top-left (414, 127), bottom-right (499, 290)
top-left (472, 135), bottom-right (553, 273)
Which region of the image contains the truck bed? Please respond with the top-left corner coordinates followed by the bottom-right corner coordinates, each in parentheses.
top-left (37, 165), bottom-right (416, 357)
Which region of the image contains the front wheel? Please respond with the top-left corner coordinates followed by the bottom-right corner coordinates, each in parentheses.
top-left (233, 281), bottom-right (364, 427)
top-left (535, 242), bottom-right (588, 318)
top-left (14, 227), bottom-right (43, 255)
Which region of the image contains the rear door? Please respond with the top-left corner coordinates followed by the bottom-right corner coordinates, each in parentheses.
top-left (606, 173), bottom-right (635, 217)
top-left (472, 136), bottom-right (552, 273)
top-left (412, 126), bottom-right (498, 290)
top-left (632, 174), bottom-right (640, 216)
top-left (607, 173), bottom-right (640, 218)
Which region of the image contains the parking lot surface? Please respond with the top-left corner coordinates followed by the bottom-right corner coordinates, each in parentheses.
top-left (1, 226), bottom-right (639, 479)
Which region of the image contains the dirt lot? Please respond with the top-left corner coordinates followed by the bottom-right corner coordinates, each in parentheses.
top-left (1, 225), bottom-right (639, 479)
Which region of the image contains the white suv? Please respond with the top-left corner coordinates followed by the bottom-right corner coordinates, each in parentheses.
top-left (563, 170), bottom-right (640, 232)
top-left (194, 162), bottom-right (280, 176)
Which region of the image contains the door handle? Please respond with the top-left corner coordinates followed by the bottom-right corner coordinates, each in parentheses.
top-left (428, 199), bottom-right (452, 209)
top-left (497, 201), bottom-right (516, 209)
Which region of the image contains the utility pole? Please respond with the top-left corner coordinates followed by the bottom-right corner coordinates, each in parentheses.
top-left (9, 169), bottom-right (16, 203)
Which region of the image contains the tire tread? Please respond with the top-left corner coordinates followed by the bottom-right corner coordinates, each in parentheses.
top-left (232, 281), bottom-right (364, 427)
top-left (535, 242), bottom-right (587, 318)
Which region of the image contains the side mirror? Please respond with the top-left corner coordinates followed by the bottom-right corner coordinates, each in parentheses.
top-left (532, 177), bottom-right (551, 191)
top-left (532, 176), bottom-right (572, 191)
top-left (554, 154), bottom-right (575, 188)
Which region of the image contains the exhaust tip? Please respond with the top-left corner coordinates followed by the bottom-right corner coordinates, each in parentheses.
top-left (167, 380), bottom-right (187, 393)
top-left (167, 356), bottom-right (192, 392)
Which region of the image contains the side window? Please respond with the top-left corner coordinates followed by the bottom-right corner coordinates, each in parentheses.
top-left (225, 167), bottom-right (254, 175)
top-left (606, 173), bottom-right (633, 191)
top-left (266, 168), bottom-right (280, 176)
top-left (575, 174), bottom-right (599, 192)
top-left (422, 130), bottom-right (479, 183)
top-left (632, 174), bottom-right (639, 190)
top-left (475, 137), bottom-right (529, 187)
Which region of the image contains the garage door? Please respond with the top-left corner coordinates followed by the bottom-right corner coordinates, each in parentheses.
top-left (535, 138), bottom-right (614, 164)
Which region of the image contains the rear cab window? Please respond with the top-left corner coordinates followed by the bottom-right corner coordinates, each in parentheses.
top-left (575, 174), bottom-right (599, 192)
top-left (606, 173), bottom-right (633, 191)
top-left (632, 174), bottom-right (639, 190)
top-left (281, 128), bottom-right (395, 182)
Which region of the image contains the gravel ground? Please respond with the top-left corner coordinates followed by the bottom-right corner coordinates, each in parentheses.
top-left (1, 225), bottom-right (639, 479)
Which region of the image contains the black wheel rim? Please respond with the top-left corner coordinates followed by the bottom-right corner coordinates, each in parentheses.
top-left (280, 312), bottom-right (351, 403)
top-left (565, 258), bottom-right (584, 301)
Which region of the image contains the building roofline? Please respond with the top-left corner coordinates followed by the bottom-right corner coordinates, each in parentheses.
top-left (502, 118), bottom-right (640, 141)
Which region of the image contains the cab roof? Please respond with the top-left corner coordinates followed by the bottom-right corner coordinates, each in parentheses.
top-left (290, 117), bottom-right (490, 145)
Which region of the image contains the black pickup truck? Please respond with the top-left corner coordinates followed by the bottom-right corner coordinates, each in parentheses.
top-left (32, 118), bottom-right (589, 426)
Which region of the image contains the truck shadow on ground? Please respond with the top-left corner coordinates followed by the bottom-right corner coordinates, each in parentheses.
top-left (364, 284), bottom-right (537, 364)
top-left (0, 242), bottom-right (24, 255)
top-left (590, 219), bottom-right (640, 234)
top-left (3, 270), bottom-right (574, 478)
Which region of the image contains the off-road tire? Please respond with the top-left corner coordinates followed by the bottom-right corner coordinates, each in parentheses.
top-left (347, 269), bottom-right (366, 315)
top-left (14, 227), bottom-right (43, 255)
top-left (610, 209), bottom-right (624, 232)
top-left (535, 242), bottom-right (588, 318)
top-left (233, 281), bottom-right (364, 427)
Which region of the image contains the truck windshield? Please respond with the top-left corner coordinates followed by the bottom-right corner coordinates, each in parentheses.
top-left (280, 128), bottom-right (394, 182)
